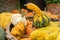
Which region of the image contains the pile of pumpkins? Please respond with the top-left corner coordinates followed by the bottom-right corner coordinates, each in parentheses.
top-left (0, 2), bottom-right (58, 40)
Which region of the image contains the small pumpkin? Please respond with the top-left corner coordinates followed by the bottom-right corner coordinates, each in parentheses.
top-left (26, 20), bottom-right (34, 36)
top-left (12, 9), bottom-right (19, 13)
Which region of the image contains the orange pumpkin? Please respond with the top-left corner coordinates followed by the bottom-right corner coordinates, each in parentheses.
top-left (26, 20), bottom-right (35, 36)
top-left (21, 9), bottom-right (34, 17)
top-left (25, 12), bottom-right (34, 17)
top-left (12, 9), bottom-right (19, 13)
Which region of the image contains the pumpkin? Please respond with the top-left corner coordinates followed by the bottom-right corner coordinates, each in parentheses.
top-left (11, 22), bottom-right (25, 40)
top-left (12, 9), bottom-right (19, 13)
top-left (25, 12), bottom-right (34, 17)
top-left (25, 3), bottom-right (49, 28)
top-left (0, 27), bottom-right (5, 40)
top-left (26, 20), bottom-right (35, 36)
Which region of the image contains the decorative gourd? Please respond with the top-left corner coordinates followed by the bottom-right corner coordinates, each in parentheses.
top-left (11, 22), bottom-right (25, 40)
top-left (26, 20), bottom-right (35, 36)
top-left (0, 27), bottom-right (5, 40)
top-left (30, 27), bottom-right (58, 40)
top-left (11, 14), bottom-right (27, 26)
top-left (34, 14), bottom-right (49, 28)
top-left (0, 13), bottom-right (12, 30)
top-left (25, 3), bottom-right (49, 28)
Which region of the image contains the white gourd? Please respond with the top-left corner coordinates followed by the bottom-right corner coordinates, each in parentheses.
top-left (11, 14), bottom-right (27, 26)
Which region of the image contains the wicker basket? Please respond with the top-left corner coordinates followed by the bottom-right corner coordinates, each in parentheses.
top-left (6, 23), bottom-right (18, 40)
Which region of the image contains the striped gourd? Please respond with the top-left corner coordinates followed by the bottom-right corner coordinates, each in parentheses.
top-left (33, 14), bottom-right (49, 28)
top-left (25, 3), bottom-right (49, 28)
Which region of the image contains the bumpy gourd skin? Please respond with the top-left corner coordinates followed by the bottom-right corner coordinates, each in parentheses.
top-left (30, 22), bottom-right (60, 40)
top-left (0, 27), bottom-right (5, 40)
top-left (33, 14), bottom-right (49, 28)
top-left (30, 26), bottom-right (59, 40)
top-left (11, 22), bottom-right (25, 40)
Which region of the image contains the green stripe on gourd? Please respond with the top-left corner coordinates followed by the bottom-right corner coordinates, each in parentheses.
top-left (42, 14), bottom-right (49, 26)
top-left (36, 20), bottom-right (42, 28)
top-left (33, 15), bottom-right (43, 28)
top-left (33, 14), bottom-right (49, 28)
top-left (42, 15), bottom-right (46, 27)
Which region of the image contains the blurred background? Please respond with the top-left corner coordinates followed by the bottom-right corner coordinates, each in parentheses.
top-left (0, 0), bottom-right (20, 12)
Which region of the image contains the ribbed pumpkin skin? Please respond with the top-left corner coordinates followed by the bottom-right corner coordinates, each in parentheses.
top-left (0, 27), bottom-right (5, 40)
top-left (33, 14), bottom-right (49, 28)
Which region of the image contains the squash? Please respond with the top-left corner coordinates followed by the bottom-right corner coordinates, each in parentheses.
top-left (11, 14), bottom-right (27, 26)
top-left (25, 3), bottom-right (49, 28)
top-left (11, 22), bottom-right (25, 40)
top-left (24, 3), bottom-right (42, 15)
top-left (30, 26), bottom-right (58, 40)
top-left (33, 14), bottom-right (49, 28)
top-left (0, 12), bottom-right (12, 30)
top-left (0, 27), bottom-right (5, 40)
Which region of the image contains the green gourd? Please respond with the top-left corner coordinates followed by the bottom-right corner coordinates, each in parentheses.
top-left (34, 14), bottom-right (49, 28)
